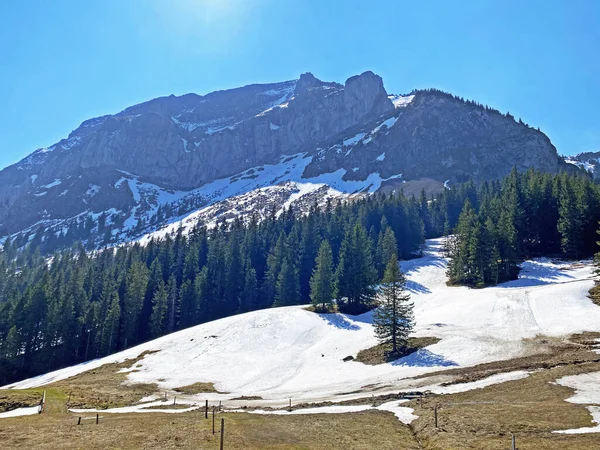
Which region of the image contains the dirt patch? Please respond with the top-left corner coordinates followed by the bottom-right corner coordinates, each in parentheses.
top-left (173, 382), bottom-right (226, 395)
top-left (304, 304), bottom-right (339, 313)
top-left (140, 403), bottom-right (197, 410)
top-left (356, 337), bottom-right (441, 365)
top-left (230, 396), bottom-right (263, 401)
top-left (589, 282), bottom-right (600, 306)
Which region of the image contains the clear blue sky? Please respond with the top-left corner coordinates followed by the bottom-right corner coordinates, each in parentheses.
top-left (1, 0), bottom-right (598, 169)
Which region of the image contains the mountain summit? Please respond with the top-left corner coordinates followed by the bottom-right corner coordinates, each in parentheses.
top-left (0, 71), bottom-right (573, 251)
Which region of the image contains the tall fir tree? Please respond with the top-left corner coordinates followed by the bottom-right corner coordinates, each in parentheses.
top-left (309, 241), bottom-right (335, 312)
top-left (373, 254), bottom-right (414, 353)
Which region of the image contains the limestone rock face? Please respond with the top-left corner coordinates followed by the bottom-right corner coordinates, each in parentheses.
top-left (0, 72), bottom-right (572, 251)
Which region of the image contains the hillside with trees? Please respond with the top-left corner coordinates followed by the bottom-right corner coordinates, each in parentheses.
top-left (0, 168), bottom-right (599, 385)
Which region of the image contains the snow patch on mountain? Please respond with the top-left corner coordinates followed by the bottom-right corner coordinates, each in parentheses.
top-left (389, 94), bottom-right (415, 108)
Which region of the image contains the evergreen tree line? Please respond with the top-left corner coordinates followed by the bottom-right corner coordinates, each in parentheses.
top-left (0, 168), bottom-right (596, 383)
top-left (446, 169), bottom-right (600, 287)
top-left (0, 194), bottom-right (424, 384)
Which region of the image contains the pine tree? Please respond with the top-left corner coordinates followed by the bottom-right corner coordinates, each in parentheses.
top-left (274, 257), bottom-right (300, 307)
top-left (121, 261), bottom-right (149, 348)
top-left (336, 223), bottom-right (377, 313)
top-left (373, 255), bottom-right (414, 354)
top-left (377, 227), bottom-right (398, 278)
top-left (100, 289), bottom-right (121, 356)
top-left (149, 280), bottom-right (168, 338)
top-left (240, 264), bottom-right (258, 313)
top-left (309, 241), bottom-right (335, 312)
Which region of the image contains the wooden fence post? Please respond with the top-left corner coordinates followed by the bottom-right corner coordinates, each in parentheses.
top-left (220, 418), bottom-right (225, 450)
top-left (40, 390), bottom-right (46, 414)
top-left (512, 434), bottom-right (516, 450)
top-left (434, 405), bottom-right (438, 428)
top-left (77, 417), bottom-right (81, 425)
top-left (96, 413), bottom-right (99, 425)
top-left (205, 400), bottom-right (208, 419)
top-left (212, 407), bottom-right (215, 434)
top-left (173, 396), bottom-right (176, 406)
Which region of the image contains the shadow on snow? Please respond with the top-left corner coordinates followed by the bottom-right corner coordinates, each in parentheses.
top-left (389, 348), bottom-right (457, 367)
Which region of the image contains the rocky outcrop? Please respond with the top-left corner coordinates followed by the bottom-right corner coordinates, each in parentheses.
top-left (0, 72), bottom-right (574, 251)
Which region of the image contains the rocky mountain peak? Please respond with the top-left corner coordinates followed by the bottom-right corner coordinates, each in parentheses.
top-left (0, 71), bottom-right (574, 253)
top-left (344, 71), bottom-right (393, 116)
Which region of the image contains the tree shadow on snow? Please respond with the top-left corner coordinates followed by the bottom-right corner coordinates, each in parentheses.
top-left (389, 348), bottom-right (457, 367)
top-left (319, 314), bottom-right (361, 331)
top-left (497, 260), bottom-right (575, 289)
top-left (405, 280), bottom-right (431, 294)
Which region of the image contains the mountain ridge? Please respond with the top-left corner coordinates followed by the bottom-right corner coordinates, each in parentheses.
top-left (0, 71), bottom-right (577, 251)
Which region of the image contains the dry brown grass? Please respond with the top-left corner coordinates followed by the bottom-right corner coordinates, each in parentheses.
top-left (415, 332), bottom-right (600, 386)
top-left (356, 337), bottom-right (441, 365)
top-left (173, 382), bottom-right (225, 395)
top-left (304, 304), bottom-right (339, 314)
top-left (409, 360), bottom-right (600, 449)
top-left (589, 282), bottom-right (600, 306)
top-left (0, 409), bottom-right (420, 449)
top-left (230, 395), bottom-right (263, 401)
top-left (0, 389), bottom-right (43, 413)
top-left (49, 351), bottom-right (160, 409)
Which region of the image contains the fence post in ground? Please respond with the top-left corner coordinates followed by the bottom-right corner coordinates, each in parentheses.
top-left (289, 399), bottom-right (292, 411)
top-left (212, 407), bottom-right (216, 434)
top-left (173, 396), bottom-right (176, 406)
top-left (219, 400), bottom-right (222, 411)
top-left (512, 434), bottom-right (516, 450)
top-left (96, 413), bottom-right (99, 425)
top-left (205, 400), bottom-right (209, 419)
top-left (220, 418), bottom-right (225, 450)
top-left (40, 390), bottom-right (46, 414)
top-left (77, 417), bottom-right (81, 425)
top-left (434, 405), bottom-right (438, 428)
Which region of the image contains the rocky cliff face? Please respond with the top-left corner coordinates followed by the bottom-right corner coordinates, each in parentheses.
top-left (0, 72), bottom-right (573, 251)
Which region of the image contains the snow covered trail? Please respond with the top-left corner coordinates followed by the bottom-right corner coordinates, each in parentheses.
top-left (5, 239), bottom-right (599, 410)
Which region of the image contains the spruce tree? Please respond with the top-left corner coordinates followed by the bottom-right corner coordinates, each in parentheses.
top-left (310, 241), bottom-right (335, 312)
top-left (373, 254), bottom-right (414, 354)
top-left (274, 257), bottom-right (300, 307)
top-left (149, 280), bottom-right (168, 338)
top-left (336, 223), bottom-right (377, 313)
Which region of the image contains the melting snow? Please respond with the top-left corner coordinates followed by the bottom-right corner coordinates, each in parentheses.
top-left (41, 179), bottom-right (62, 189)
top-left (0, 406), bottom-right (40, 419)
top-left (554, 372), bottom-right (600, 434)
top-left (343, 133), bottom-right (366, 147)
top-left (6, 238), bottom-right (598, 417)
top-left (389, 94), bottom-right (415, 109)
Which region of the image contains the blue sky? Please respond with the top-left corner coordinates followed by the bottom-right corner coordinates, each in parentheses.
top-left (0, 0), bottom-right (598, 169)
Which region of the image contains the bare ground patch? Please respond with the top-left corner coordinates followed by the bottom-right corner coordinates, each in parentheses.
top-left (356, 337), bottom-right (441, 365)
top-left (173, 382), bottom-right (227, 395)
top-left (49, 350), bottom-right (160, 410)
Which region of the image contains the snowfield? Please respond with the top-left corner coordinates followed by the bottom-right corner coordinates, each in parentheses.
top-left (5, 239), bottom-right (599, 414)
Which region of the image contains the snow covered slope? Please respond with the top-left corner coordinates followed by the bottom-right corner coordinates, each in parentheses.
top-left (6, 239), bottom-right (599, 406)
